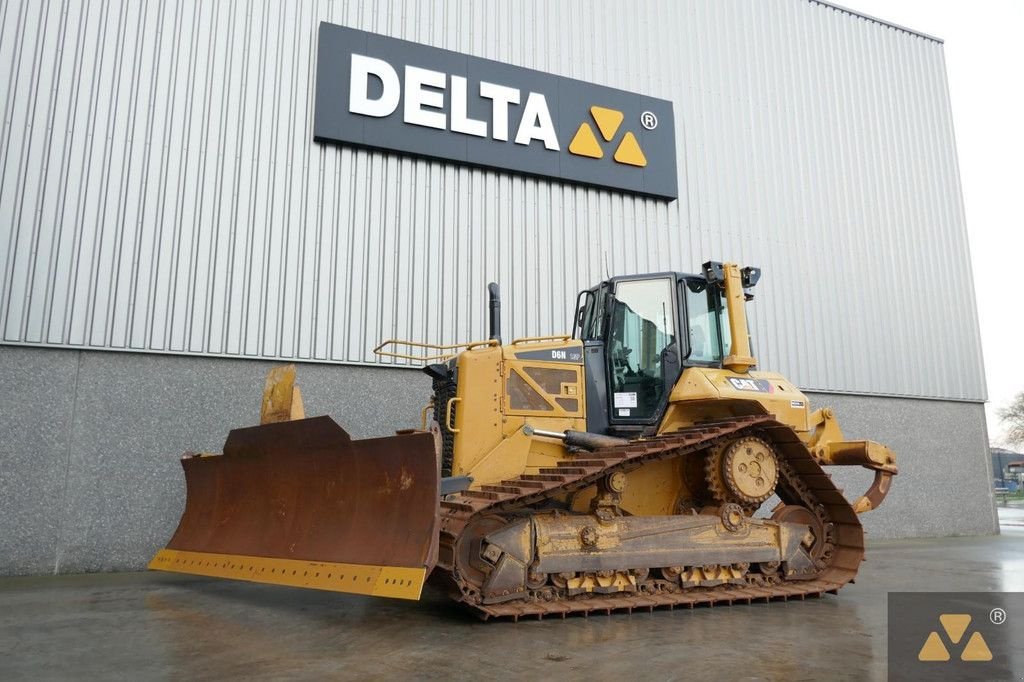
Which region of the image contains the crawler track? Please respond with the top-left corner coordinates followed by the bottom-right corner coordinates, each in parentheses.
top-left (432, 415), bottom-right (864, 620)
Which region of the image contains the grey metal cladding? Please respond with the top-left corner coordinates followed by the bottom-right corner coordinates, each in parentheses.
top-left (313, 22), bottom-right (679, 199)
top-left (0, 0), bottom-right (985, 402)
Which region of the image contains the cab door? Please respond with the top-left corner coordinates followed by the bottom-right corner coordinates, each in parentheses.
top-left (605, 277), bottom-right (682, 426)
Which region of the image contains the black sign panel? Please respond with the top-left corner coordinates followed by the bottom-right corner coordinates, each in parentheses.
top-left (314, 22), bottom-right (678, 200)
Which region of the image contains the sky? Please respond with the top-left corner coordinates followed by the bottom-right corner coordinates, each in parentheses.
top-left (840, 0), bottom-right (1024, 446)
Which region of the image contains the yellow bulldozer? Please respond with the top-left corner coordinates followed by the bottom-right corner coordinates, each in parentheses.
top-left (150, 262), bottom-right (896, 619)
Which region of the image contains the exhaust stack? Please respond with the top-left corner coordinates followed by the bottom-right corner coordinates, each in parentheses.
top-left (487, 282), bottom-right (501, 344)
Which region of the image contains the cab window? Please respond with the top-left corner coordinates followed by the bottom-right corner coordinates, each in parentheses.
top-left (684, 281), bottom-right (728, 363)
top-left (576, 285), bottom-right (608, 340)
top-left (606, 278), bottom-right (676, 421)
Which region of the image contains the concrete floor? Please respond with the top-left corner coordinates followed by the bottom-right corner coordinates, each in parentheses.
top-left (1, 521), bottom-right (1021, 681)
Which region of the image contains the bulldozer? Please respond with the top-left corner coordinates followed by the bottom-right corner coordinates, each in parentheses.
top-left (150, 262), bottom-right (896, 620)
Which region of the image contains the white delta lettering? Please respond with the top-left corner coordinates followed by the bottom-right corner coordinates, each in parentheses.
top-left (347, 53), bottom-right (560, 150)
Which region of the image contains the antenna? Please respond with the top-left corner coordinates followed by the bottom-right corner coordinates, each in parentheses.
top-left (603, 251), bottom-right (610, 280)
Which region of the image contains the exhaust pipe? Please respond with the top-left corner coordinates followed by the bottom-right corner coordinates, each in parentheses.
top-left (487, 282), bottom-right (501, 344)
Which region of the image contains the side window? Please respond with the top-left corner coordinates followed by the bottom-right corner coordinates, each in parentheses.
top-left (720, 292), bottom-right (732, 358)
top-left (607, 278), bottom-right (676, 420)
top-left (684, 281), bottom-right (726, 363)
top-left (583, 285), bottom-right (608, 339)
top-left (572, 290), bottom-right (593, 339)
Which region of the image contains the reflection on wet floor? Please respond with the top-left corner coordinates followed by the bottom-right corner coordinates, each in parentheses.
top-left (0, 533), bottom-right (1021, 681)
top-left (996, 505), bottom-right (1024, 592)
top-left (997, 504), bottom-right (1024, 528)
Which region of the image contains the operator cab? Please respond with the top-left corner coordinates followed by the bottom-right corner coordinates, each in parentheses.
top-left (571, 263), bottom-right (758, 435)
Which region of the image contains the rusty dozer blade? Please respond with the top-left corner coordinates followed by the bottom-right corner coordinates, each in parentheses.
top-left (149, 416), bottom-right (440, 600)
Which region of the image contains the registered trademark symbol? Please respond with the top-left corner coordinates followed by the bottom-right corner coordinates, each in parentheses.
top-left (640, 111), bottom-right (658, 130)
top-left (990, 607), bottom-right (1007, 625)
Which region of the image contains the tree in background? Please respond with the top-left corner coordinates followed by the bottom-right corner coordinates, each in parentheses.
top-left (999, 391), bottom-right (1024, 447)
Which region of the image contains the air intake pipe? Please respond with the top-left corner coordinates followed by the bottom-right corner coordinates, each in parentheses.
top-left (702, 261), bottom-right (758, 373)
top-left (487, 282), bottom-right (501, 344)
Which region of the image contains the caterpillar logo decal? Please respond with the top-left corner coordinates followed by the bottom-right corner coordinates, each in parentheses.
top-left (727, 377), bottom-right (774, 393)
top-left (314, 22), bottom-right (678, 200)
top-left (568, 106), bottom-right (647, 167)
top-left (917, 614), bottom-right (993, 662)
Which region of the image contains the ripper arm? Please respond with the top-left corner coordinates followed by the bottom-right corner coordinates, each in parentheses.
top-left (805, 408), bottom-right (898, 514)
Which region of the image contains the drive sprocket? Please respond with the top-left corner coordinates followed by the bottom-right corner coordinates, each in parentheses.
top-left (706, 435), bottom-right (779, 507)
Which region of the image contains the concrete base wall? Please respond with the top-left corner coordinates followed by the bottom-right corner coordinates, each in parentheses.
top-left (0, 346), bottom-right (998, 576)
top-left (804, 391), bottom-right (998, 540)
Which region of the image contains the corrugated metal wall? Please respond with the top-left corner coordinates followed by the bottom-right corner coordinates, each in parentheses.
top-left (0, 0), bottom-right (985, 401)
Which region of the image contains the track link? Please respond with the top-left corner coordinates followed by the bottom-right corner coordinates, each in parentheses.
top-left (433, 415), bottom-right (865, 620)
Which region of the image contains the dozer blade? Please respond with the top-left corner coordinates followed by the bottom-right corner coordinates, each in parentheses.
top-left (149, 415), bottom-right (440, 600)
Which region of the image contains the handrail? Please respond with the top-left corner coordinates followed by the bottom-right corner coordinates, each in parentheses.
top-left (446, 397), bottom-right (462, 433)
top-left (373, 338), bottom-right (499, 362)
top-left (509, 335), bottom-right (572, 345)
top-left (420, 398), bottom-right (434, 430)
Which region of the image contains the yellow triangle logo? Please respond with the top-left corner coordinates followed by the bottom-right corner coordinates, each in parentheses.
top-left (939, 614), bottom-right (971, 644)
top-left (590, 106), bottom-right (623, 141)
top-left (917, 631), bottom-right (950, 661)
top-left (613, 131), bottom-right (647, 167)
top-left (568, 122), bottom-right (603, 158)
top-left (568, 107), bottom-right (648, 168)
top-left (960, 632), bottom-right (992, 662)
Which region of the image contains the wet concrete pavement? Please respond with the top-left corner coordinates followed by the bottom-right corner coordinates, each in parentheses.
top-left (998, 503), bottom-right (1024, 529)
top-left (1, 529), bottom-right (1021, 681)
